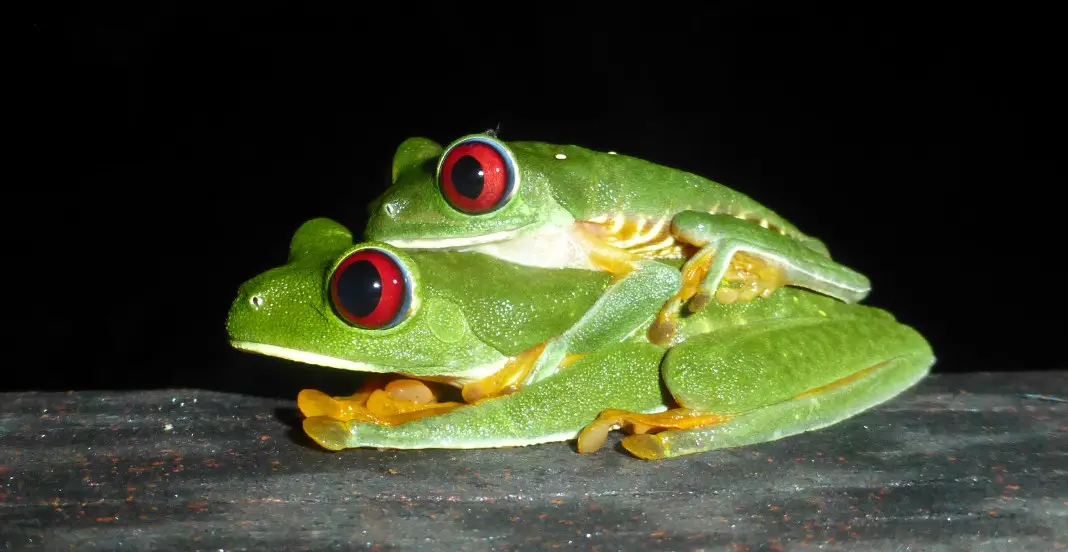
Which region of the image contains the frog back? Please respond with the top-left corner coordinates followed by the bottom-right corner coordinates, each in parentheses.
top-left (508, 141), bottom-right (816, 249)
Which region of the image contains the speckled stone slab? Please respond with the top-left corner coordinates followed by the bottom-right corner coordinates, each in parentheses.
top-left (2, 372), bottom-right (1065, 551)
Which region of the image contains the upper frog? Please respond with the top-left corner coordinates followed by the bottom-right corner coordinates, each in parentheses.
top-left (364, 134), bottom-right (872, 345)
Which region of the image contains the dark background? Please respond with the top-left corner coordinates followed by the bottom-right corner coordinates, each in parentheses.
top-left (17, 7), bottom-right (1063, 396)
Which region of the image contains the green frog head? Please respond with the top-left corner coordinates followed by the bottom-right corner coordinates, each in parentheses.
top-left (226, 217), bottom-right (611, 385)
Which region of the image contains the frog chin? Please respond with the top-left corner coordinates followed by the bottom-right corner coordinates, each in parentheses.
top-left (382, 225), bottom-right (533, 250)
top-left (229, 340), bottom-right (505, 386)
top-left (384, 223), bottom-right (597, 271)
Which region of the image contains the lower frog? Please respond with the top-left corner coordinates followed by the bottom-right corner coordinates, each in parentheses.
top-left (227, 218), bottom-right (934, 459)
top-left (228, 218), bottom-right (681, 415)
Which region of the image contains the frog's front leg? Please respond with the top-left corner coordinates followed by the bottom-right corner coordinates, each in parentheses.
top-left (460, 259), bottom-right (681, 402)
top-left (578, 315), bottom-right (934, 460)
top-left (648, 211), bottom-right (872, 343)
top-left (303, 342), bottom-right (669, 451)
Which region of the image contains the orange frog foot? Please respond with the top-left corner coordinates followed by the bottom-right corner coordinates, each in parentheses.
top-left (573, 220), bottom-right (646, 281)
top-left (712, 251), bottom-right (785, 306)
top-left (648, 252), bottom-right (715, 344)
top-left (297, 377), bottom-right (465, 426)
top-left (650, 252), bottom-right (786, 344)
top-left (302, 416), bottom-right (350, 451)
top-left (577, 408), bottom-right (732, 460)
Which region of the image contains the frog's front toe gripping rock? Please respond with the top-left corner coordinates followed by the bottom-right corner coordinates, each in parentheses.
top-left (303, 416), bottom-right (351, 451)
top-left (576, 408), bottom-right (732, 460)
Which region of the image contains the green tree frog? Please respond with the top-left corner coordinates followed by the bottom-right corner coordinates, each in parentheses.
top-left (227, 218), bottom-right (934, 460)
top-left (365, 134), bottom-right (872, 343)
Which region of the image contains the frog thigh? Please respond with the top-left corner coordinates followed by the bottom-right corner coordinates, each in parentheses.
top-left (633, 316), bottom-right (934, 459)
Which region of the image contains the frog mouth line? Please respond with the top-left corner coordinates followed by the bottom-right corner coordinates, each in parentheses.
top-left (381, 225), bottom-right (536, 250)
top-left (230, 341), bottom-right (395, 373)
top-left (229, 341), bottom-right (507, 385)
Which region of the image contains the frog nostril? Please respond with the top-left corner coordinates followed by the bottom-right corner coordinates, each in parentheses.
top-left (250, 294), bottom-right (265, 308)
top-left (383, 202), bottom-right (399, 218)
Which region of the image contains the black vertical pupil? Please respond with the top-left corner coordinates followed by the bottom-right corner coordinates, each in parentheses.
top-left (336, 260), bottom-right (381, 317)
top-left (451, 155), bottom-right (484, 199)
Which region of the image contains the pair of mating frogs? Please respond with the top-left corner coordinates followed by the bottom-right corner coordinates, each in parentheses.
top-left (226, 134), bottom-right (934, 460)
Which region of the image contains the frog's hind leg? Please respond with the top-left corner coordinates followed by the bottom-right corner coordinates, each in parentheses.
top-left (649, 211), bottom-right (871, 344)
top-left (582, 315), bottom-right (934, 460)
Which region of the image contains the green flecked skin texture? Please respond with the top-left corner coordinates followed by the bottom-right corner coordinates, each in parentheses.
top-left (227, 217), bottom-right (934, 458)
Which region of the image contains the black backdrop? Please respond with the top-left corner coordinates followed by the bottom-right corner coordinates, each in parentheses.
top-left (18, 7), bottom-right (1063, 396)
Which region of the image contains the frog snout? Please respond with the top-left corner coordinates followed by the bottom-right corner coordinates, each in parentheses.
top-left (370, 197), bottom-right (407, 224)
top-left (233, 283), bottom-right (267, 311)
top-left (367, 194), bottom-right (401, 218)
top-left (244, 290), bottom-right (267, 310)
top-left (227, 262), bottom-right (331, 346)
top-left (380, 200), bottom-right (403, 219)
top-left (226, 277), bottom-right (284, 339)
top-left (227, 288), bottom-right (261, 341)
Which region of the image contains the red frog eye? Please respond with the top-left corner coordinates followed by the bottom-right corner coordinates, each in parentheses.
top-left (438, 137), bottom-right (517, 214)
top-left (329, 248), bottom-right (412, 329)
